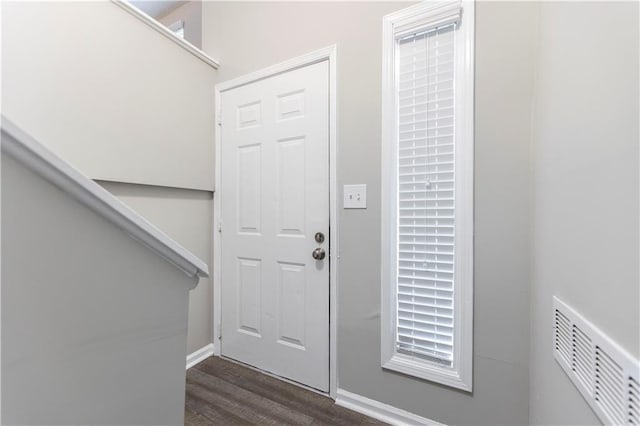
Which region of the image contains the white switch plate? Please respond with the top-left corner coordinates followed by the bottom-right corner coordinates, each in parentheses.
top-left (344, 184), bottom-right (367, 209)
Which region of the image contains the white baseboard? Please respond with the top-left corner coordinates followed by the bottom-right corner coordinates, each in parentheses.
top-left (335, 389), bottom-right (445, 426)
top-left (186, 343), bottom-right (215, 370)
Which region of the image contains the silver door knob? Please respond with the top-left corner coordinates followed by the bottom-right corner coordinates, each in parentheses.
top-left (312, 248), bottom-right (326, 260)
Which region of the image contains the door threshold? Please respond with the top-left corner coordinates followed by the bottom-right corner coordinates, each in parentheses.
top-left (218, 355), bottom-right (332, 399)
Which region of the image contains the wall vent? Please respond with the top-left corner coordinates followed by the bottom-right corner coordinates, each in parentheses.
top-left (553, 296), bottom-right (639, 425)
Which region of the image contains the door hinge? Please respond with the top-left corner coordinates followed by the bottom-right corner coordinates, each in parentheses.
top-left (217, 221), bottom-right (222, 233)
top-left (217, 111), bottom-right (223, 126)
top-left (218, 324), bottom-right (222, 340)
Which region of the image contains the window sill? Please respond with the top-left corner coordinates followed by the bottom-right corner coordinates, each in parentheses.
top-left (382, 354), bottom-right (472, 392)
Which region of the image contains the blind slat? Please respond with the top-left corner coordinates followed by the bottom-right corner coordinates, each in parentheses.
top-left (395, 22), bottom-right (457, 366)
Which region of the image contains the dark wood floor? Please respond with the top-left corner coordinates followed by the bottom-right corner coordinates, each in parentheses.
top-left (185, 357), bottom-right (387, 425)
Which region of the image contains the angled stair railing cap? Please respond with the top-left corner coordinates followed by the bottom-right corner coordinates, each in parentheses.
top-left (111, 0), bottom-right (220, 70)
top-left (1, 116), bottom-right (210, 280)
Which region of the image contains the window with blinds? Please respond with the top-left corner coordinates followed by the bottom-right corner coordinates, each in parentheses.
top-left (396, 24), bottom-right (456, 367)
top-left (382, 0), bottom-right (474, 391)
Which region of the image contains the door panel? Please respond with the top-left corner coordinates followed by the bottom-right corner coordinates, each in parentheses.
top-left (237, 257), bottom-right (261, 336)
top-left (237, 145), bottom-right (261, 234)
top-left (220, 60), bottom-right (329, 391)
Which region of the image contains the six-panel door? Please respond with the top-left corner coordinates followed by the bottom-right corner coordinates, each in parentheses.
top-left (220, 60), bottom-right (330, 392)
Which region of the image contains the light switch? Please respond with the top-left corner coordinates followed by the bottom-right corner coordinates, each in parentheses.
top-left (344, 184), bottom-right (367, 209)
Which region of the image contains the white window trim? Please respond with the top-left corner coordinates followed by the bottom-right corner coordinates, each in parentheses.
top-left (381, 0), bottom-right (475, 392)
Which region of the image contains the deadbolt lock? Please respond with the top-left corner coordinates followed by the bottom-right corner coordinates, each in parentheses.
top-left (314, 232), bottom-right (325, 243)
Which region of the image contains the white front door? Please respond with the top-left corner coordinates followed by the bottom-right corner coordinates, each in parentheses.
top-left (219, 60), bottom-right (329, 392)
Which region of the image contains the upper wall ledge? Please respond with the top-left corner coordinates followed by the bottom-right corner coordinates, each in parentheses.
top-left (1, 116), bottom-right (210, 279)
top-left (111, 0), bottom-right (220, 70)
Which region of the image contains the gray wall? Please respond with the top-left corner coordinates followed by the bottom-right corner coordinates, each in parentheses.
top-left (158, 1), bottom-right (203, 49)
top-left (529, 2), bottom-right (640, 424)
top-left (98, 181), bottom-right (214, 353)
top-left (202, 2), bottom-right (537, 424)
top-left (1, 0), bottom-right (215, 190)
top-left (2, 1), bottom-right (216, 355)
top-left (2, 152), bottom-right (195, 425)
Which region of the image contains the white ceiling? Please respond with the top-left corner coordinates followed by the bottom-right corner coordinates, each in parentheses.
top-left (127, 1), bottom-right (186, 19)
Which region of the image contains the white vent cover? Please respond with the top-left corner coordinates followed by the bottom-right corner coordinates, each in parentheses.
top-left (553, 296), bottom-right (640, 425)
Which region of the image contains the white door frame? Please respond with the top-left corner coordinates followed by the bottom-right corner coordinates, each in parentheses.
top-left (212, 45), bottom-right (338, 398)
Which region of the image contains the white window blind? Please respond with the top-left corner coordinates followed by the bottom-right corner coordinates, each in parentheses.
top-left (382, 0), bottom-right (473, 391)
top-left (396, 24), bottom-right (456, 367)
